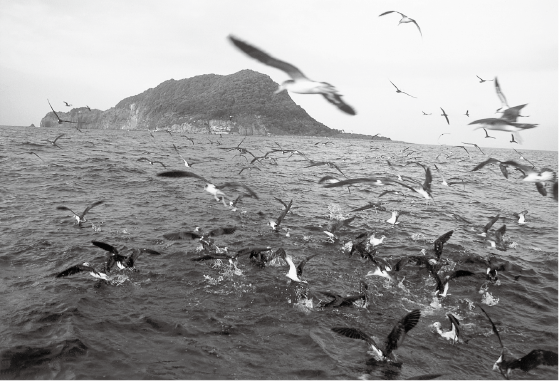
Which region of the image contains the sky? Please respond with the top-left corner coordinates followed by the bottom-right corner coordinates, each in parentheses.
top-left (0, 0), bottom-right (557, 151)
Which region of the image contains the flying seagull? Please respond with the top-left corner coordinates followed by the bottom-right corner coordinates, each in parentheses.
top-left (465, 110), bottom-right (469, 117)
top-left (163, 226), bottom-right (237, 241)
top-left (332, 309), bottom-right (421, 362)
top-left (270, 198), bottom-right (293, 232)
top-left (318, 281), bottom-right (369, 308)
top-left (44, 133), bottom-right (65, 149)
top-left (228, 35), bottom-right (356, 115)
top-left (479, 305), bottom-right (558, 379)
top-left (440, 108), bottom-right (450, 125)
top-left (63, 101), bottom-right (72, 107)
top-left (483, 128), bottom-right (496, 139)
top-left (91, 241), bottom-right (161, 270)
top-left (379, 11), bottom-right (422, 36)
top-left (422, 111), bottom-right (432, 115)
top-left (47, 99), bottom-right (77, 124)
top-left (389, 80), bottom-right (417, 98)
top-left (137, 157), bottom-right (167, 168)
top-left (430, 267), bottom-right (475, 298)
top-left (462, 142), bottom-right (485, 155)
top-left (510, 134), bottom-right (518, 144)
top-left (56, 200), bottom-right (104, 227)
top-left (157, 170), bottom-right (258, 205)
top-left (476, 75), bottom-right (493, 83)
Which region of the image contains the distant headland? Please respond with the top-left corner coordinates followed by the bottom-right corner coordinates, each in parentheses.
top-left (38, 69), bottom-right (392, 141)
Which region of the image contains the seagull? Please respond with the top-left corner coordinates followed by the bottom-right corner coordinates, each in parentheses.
top-left (137, 157), bottom-right (167, 168)
top-left (184, 136), bottom-right (195, 145)
top-left (56, 200), bottom-right (104, 227)
top-left (55, 261), bottom-right (110, 280)
top-left (20, 151), bottom-right (45, 163)
top-left (157, 170), bottom-right (258, 206)
top-left (172, 144), bottom-right (198, 167)
top-left (63, 101), bottom-right (72, 107)
top-left (440, 108), bottom-right (450, 125)
top-left (332, 309), bottom-right (421, 362)
top-left (422, 111), bottom-right (432, 115)
top-left (437, 133), bottom-right (450, 142)
top-left (86, 105), bottom-right (91, 111)
top-left (514, 210), bottom-right (528, 224)
top-left (510, 134), bottom-right (518, 144)
top-left (379, 11), bottom-right (422, 36)
top-left (91, 241), bottom-right (161, 270)
top-left (370, 234), bottom-right (386, 247)
top-left (433, 313), bottom-right (462, 344)
top-left (365, 250), bottom-right (396, 282)
top-left (486, 224), bottom-right (507, 251)
top-left (386, 211), bottom-right (401, 226)
top-left (483, 128), bottom-right (496, 139)
top-left (430, 267), bottom-right (475, 298)
top-left (305, 160), bottom-right (346, 176)
top-left (163, 226), bottom-right (237, 241)
top-left (465, 110), bottom-right (469, 117)
top-left (479, 305), bottom-right (558, 379)
top-left (470, 119), bottom-right (538, 138)
top-left (462, 142), bottom-right (485, 155)
top-left (270, 198), bottom-right (292, 232)
top-left (350, 201), bottom-right (386, 213)
top-left (238, 165), bottom-right (262, 175)
top-left (318, 281), bottom-right (369, 308)
top-left (44, 134), bottom-right (65, 149)
top-left (389, 81), bottom-right (417, 98)
top-left (477, 214), bottom-right (501, 238)
top-left (279, 250), bottom-right (320, 283)
top-left (454, 145), bottom-right (471, 158)
top-left (476, 75), bottom-right (493, 83)
top-left (47, 99), bottom-right (77, 124)
top-left (228, 35), bottom-right (356, 115)
top-left (501, 104), bottom-right (529, 122)
top-left (391, 166), bottom-right (434, 200)
top-left (324, 216), bottom-right (356, 241)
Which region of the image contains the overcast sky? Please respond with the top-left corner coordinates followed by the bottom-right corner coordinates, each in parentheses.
top-left (0, 0), bottom-right (557, 151)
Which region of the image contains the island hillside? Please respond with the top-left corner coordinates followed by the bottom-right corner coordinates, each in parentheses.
top-left (40, 69), bottom-right (391, 140)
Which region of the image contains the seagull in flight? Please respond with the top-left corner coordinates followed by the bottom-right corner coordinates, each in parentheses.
top-left (389, 81), bottom-right (417, 98)
top-left (332, 309), bottom-right (421, 362)
top-left (63, 101), bottom-right (72, 107)
top-left (462, 142), bottom-right (485, 155)
top-left (56, 200), bottom-right (104, 227)
top-left (44, 133), bottom-right (65, 149)
top-left (464, 110), bottom-right (469, 117)
top-left (270, 198), bottom-right (292, 232)
top-left (422, 111), bottom-right (432, 115)
top-left (47, 99), bottom-right (77, 124)
top-left (440, 107), bottom-right (450, 125)
top-left (479, 305), bottom-right (558, 379)
top-left (157, 170), bottom-right (258, 206)
top-left (433, 313), bottom-right (463, 344)
top-left (379, 11), bottom-right (422, 36)
top-left (476, 75), bottom-right (493, 83)
top-left (137, 157), bottom-right (167, 168)
top-left (510, 134), bottom-right (519, 144)
top-left (483, 128), bottom-right (496, 139)
top-left (228, 35), bottom-right (356, 115)
top-left (512, 148), bottom-right (536, 168)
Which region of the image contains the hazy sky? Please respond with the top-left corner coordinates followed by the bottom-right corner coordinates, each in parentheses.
top-left (1, 0), bottom-right (557, 151)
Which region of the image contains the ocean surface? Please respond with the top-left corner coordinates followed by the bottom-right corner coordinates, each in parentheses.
top-left (0, 125), bottom-right (557, 380)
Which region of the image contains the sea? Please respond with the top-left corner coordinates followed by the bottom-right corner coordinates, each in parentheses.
top-left (0, 125), bottom-right (557, 380)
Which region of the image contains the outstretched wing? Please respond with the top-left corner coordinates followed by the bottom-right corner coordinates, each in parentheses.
top-left (384, 309), bottom-right (421, 356)
top-left (478, 305), bottom-right (503, 348)
top-left (508, 350), bottom-right (558, 372)
top-left (156, 170), bottom-right (211, 184)
top-left (434, 230), bottom-right (453, 259)
top-left (229, 35), bottom-right (306, 80)
top-left (81, 200), bottom-right (104, 219)
top-left (218, 182), bottom-right (259, 199)
top-left (321, 93), bottom-right (356, 116)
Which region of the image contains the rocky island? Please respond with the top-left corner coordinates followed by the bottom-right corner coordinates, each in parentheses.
top-left (40, 69), bottom-right (391, 140)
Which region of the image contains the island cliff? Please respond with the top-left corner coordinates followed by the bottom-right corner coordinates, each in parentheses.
top-left (40, 69), bottom-right (391, 140)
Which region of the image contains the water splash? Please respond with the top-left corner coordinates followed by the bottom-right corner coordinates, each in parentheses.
top-left (481, 291), bottom-right (499, 306)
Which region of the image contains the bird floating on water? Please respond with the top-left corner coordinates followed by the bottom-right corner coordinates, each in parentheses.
top-left (433, 313), bottom-right (462, 344)
top-left (228, 35), bottom-right (356, 115)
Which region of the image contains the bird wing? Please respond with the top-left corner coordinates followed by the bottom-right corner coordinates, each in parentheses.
top-left (501, 104), bottom-right (527, 122)
top-left (447, 313), bottom-right (461, 340)
top-left (218, 182), bottom-right (259, 199)
top-left (273, 197), bottom-right (289, 209)
top-left (321, 93), bottom-right (356, 115)
top-left (535, 182), bottom-right (547, 196)
top-left (483, 214), bottom-right (500, 233)
top-left (56, 264), bottom-right (98, 278)
top-left (156, 170), bottom-right (211, 184)
top-left (433, 230), bottom-right (453, 259)
top-left (423, 167), bottom-right (433, 192)
top-left (495, 224), bottom-right (506, 245)
top-left (440, 108), bottom-right (449, 124)
top-left (508, 350), bottom-right (559, 372)
top-left (91, 240), bottom-right (119, 255)
top-left (379, 10), bottom-right (404, 17)
top-left (471, 158), bottom-right (502, 172)
top-left (478, 305), bottom-right (504, 348)
top-left (331, 327), bottom-right (381, 351)
top-left (402, 91), bottom-right (417, 98)
top-left (275, 199), bottom-right (293, 226)
top-left (410, 19), bottom-right (422, 36)
top-left (297, 253), bottom-right (321, 278)
top-left (389, 80), bottom-right (399, 90)
top-left (81, 200), bottom-right (104, 219)
top-left (52, 134), bottom-right (65, 143)
top-left (384, 309), bottom-right (421, 356)
top-left (163, 231), bottom-right (202, 240)
top-left (229, 35), bottom-right (306, 80)
top-left (47, 99), bottom-right (62, 120)
top-left (323, 177), bottom-right (392, 188)
top-left (56, 206), bottom-right (79, 218)
top-left (494, 77), bottom-right (509, 108)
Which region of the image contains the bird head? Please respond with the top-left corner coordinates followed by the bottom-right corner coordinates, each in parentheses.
top-left (432, 322), bottom-right (442, 330)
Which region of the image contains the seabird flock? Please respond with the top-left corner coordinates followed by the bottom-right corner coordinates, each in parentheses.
top-left (33, 10), bottom-right (557, 380)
